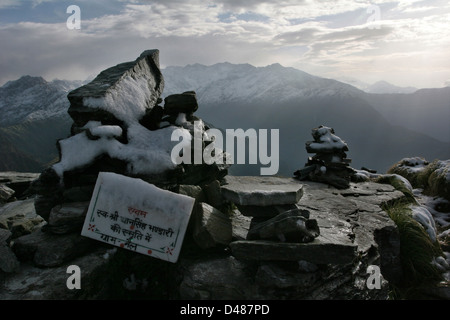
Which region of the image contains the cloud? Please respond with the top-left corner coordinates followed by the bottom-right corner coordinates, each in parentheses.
top-left (0, 1), bottom-right (449, 88)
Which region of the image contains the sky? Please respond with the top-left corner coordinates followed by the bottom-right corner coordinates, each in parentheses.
top-left (1, 0), bottom-right (449, 88)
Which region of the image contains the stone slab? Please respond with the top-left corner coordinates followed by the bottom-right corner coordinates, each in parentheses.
top-left (230, 239), bottom-right (357, 265)
top-left (221, 176), bottom-right (303, 206)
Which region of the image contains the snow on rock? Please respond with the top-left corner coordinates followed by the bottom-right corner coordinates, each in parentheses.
top-left (67, 49), bottom-right (164, 126)
top-left (435, 159), bottom-right (450, 183)
top-left (89, 125), bottom-right (123, 139)
top-left (306, 126), bottom-right (348, 153)
top-left (82, 73), bottom-right (157, 125)
top-left (409, 204), bottom-right (438, 243)
top-left (51, 50), bottom-right (193, 180)
top-left (52, 123), bottom-right (191, 177)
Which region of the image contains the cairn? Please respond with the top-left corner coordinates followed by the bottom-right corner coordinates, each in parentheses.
top-left (294, 125), bottom-right (355, 189)
top-left (30, 50), bottom-right (230, 229)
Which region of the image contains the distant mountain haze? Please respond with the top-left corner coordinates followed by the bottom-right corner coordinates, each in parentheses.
top-left (0, 63), bottom-right (448, 175)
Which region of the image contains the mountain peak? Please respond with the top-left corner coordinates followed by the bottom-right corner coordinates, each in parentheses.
top-left (366, 80), bottom-right (417, 94)
top-left (2, 75), bottom-right (47, 90)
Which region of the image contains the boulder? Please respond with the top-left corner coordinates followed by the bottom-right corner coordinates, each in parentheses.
top-left (247, 209), bottom-right (319, 243)
top-left (47, 202), bottom-right (89, 234)
top-left (164, 91), bottom-right (198, 116)
top-left (0, 172), bottom-right (40, 199)
top-left (67, 49), bottom-right (164, 126)
top-left (0, 199), bottom-right (45, 238)
top-left (13, 228), bottom-right (93, 268)
top-left (0, 184), bottom-right (15, 203)
top-left (0, 228), bottom-right (20, 273)
top-left (192, 203), bottom-right (232, 249)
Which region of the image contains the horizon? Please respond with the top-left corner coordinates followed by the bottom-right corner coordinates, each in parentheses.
top-left (2, 61), bottom-right (449, 92)
top-left (0, 1), bottom-right (449, 89)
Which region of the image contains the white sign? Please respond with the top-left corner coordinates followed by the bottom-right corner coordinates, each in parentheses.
top-left (81, 172), bottom-right (195, 263)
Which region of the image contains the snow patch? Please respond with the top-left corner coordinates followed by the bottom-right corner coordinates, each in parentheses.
top-left (308, 126), bottom-right (347, 151)
top-left (89, 125), bottom-right (123, 139)
top-left (83, 74), bottom-right (154, 125)
top-left (409, 204), bottom-right (437, 242)
top-left (52, 124), bottom-right (191, 177)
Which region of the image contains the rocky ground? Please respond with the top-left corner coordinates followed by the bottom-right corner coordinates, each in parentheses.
top-left (1, 169), bottom-right (448, 300)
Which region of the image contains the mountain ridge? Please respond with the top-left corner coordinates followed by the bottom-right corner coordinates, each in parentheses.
top-left (0, 63), bottom-right (449, 173)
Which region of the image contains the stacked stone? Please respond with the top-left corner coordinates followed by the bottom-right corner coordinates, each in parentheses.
top-left (31, 50), bottom-right (230, 229)
top-left (220, 176), bottom-right (319, 243)
top-left (294, 125), bottom-right (355, 189)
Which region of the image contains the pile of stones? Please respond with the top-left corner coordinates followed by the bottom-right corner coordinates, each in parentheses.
top-left (294, 125), bottom-right (355, 189)
top-left (31, 50), bottom-right (230, 229)
top-left (221, 176), bottom-right (320, 244)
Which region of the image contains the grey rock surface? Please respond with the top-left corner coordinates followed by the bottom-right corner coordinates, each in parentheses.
top-left (47, 202), bottom-right (89, 234)
top-left (193, 202), bottom-right (232, 249)
top-left (221, 175), bottom-right (303, 206)
top-left (247, 209), bottom-right (319, 243)
top-left (0, 198), bottom-right (45, 238)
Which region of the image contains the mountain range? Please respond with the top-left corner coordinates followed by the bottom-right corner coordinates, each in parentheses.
top-left (0, 63), bottom-right (449, 176)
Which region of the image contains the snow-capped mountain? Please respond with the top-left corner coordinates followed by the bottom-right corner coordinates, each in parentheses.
top-left (365, 80), bottom-right (417, 94)
top-left (162, 62), bottom-right (364, 104)
top-left (0, 63), bottom-right (449, 174)
top-left (0, 75), bottom-right (84, 126)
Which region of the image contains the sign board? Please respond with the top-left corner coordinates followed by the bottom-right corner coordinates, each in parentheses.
top-left (81, 172), bottom-right (195, 263)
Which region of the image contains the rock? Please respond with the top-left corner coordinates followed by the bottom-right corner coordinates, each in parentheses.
top-left (192, 203), bottom-right (232, 249)
top-left (0, 199), bottom-right (45, 238)
top-left (255, 263), bottom-right (318, 289)
top-left (47, 202), bottom-right (89, 234)
top-left (176, 185), bottom-right (206, 203)
top-left (0, 184), bottom-right (15, 203)
top-left (139, 104), bottom-right (164, 130)
top-left (221, 176), bottom-right (303, 206)
top-left (0, 243), bottom-right (20, 273)
top-left (230, 239), bottom-right (357, 265)
top-left (164, 91), bottom-right (198, 116)
top-left (0, 229), bottom-right (20, 273)
top-left (13, 228), bottom-right (93, 268)
top-left (247, 209), bottom-right (319, 243)
top-left (67, 49), bottom-right (164, 126)
top-left (235, 203), bottom-right (301, 218)
top-left (229, 209), bottom-right (251, 240)
top-left (202, 180), bottom-right (223, 208)
top-left (178, 255), bottom-right (256, 299)
top-left (0, 247), bottom-right (116, 299)
top-left (0, 172), bottom-right (40, 199)
top-left (62, 185), bottom-right (96, 203)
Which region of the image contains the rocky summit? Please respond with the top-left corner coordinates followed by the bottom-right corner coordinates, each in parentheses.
top-left (0, 50), bottom-right (448, 300)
